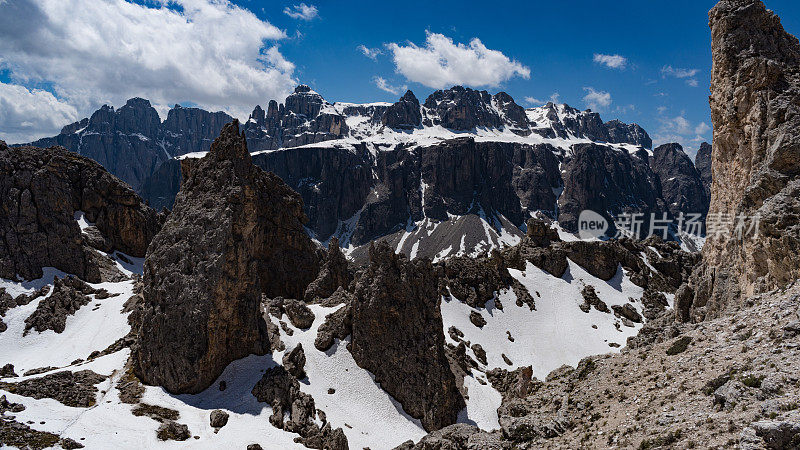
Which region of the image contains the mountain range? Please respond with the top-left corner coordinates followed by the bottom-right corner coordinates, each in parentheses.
top-left (2, 1), bottom-right (800, 448)
top-left (20, 85), bottom-right (712, 261)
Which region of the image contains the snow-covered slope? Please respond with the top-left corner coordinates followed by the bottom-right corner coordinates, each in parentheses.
top-left (0, 239), bottom-right (676, 449)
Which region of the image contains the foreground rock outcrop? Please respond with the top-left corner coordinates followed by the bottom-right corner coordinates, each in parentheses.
top-left (133, 121), bottom-right (320, 394)
top-left (0, 141), bottom-right (161, 282)
top-left (686, 0), bottom-right (800, 320)
top-left (350, 242), bottom-right (465, 432)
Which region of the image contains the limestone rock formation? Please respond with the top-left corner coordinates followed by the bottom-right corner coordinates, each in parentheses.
top-left (304, 238), bottom-right (351, 302)
top-left (24, 276), bottom-right (112, 334)
top-left (132, 120), bottom-right (320, 394)
top-left (558, 143), bottom-right (666, 233)
top-left (0, 142), bottom-right (161, 282)
top-left (605, 119), bottom-right (653, 149)
top-left (24, 99), bottom-right (232, 190)
top-left (350, 242), bottom-right (464, 432)
top-left (650, 143), bottom-right (709, 219)
top-left (695, 142), bottom-right (713, 199)
top-left (244, 85), bottom-right (349, 151)
top-left (382, 90), bottom-right (422, 129)
top-left (251, 365), bottom-right (348, 448)
top-left (687, 0), bottom-right (800, 320)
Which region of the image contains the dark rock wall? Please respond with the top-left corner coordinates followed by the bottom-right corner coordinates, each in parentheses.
top-left (650, 143), bottom-right (709, 219)
top-left (350, 242), bottom-right (465, 431)
top-left (133, 121), bottom-right (320, 394)
top-left (558, 144), bottom-right (666, 233)
top-left (0, 143), bottom-right (160, 281)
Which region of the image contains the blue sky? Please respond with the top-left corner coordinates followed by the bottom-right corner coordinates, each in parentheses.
top-left (2, 0), bottom-right (799, 155)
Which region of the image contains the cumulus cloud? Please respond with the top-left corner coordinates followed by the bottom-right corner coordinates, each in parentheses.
top-left (653, 109), bottom-right (712, 155)
top-left (660, 65), bottom-right (700, 87)
top-left (0, 0), bottom-right (297, 143)
top-left (387, 32), bottom-right (530, 89)
top-left (373, 77), bottom-right (407, 95)
top-left (524, 96), bottom-right (544, 105)
top-left (694, 122), bottom-right (711, 135)
top-left (283, 3), bottom-right (318, 20)
top-left (358, 45), bottom-right (382, 60)
top-left (582, 87), bottom-right (612, 111)
top-left (0, 82), bottom-right (78, 143)
top-left (593, 53), bottom-right (627, 69)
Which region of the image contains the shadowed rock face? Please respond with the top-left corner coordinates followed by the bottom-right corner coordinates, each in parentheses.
top-left (695, 142), bottom-right (713, 199)
top-left (244, 85), bottom-right (349, 151)
top-left (558, 143), bottom-right (666, 233)
top-left (23, 99), bottom-right (232, 191)
top-left (350, 242), bottom-right (465, 432)
top-left (650, 143), bottom-right (709, 219)
top-left (685, 0), bottom-right (800, 320)
top-left (382, 90), bottom-right (422, 129)
top-left (605, 120), bottom-right (653, 149)
top-left (0, 142), bottom-right (161, 282)
top-left (133, 120), bottom-right (320, 394)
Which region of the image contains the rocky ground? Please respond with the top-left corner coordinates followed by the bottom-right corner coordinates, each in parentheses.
top-left (406, 282), bottom-right (800, 449)
top-left (536, 282), bottom-right (800, 449)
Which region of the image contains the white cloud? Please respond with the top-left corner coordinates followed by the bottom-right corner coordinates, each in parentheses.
top-left (0, 82), bottom-right (78, 143)
top-left (358, 45), bottom-right (382, 60)
top-left (387, 32), bottom-right (530, 89)
top-left (582, 87), bottom-right (612, 111)
top-left (0, 0), bottom-right (297, 142)
top-left (373, 77), bottom-right (407, 96)
top-left (283, 3), bottom-right (318, 20)
top-left (695, 122), bottom-right (711, 135)
top-left (614, 104), bottom-right (636, 114)
top-left (660, 65), bottom-right (700, 87)
top-left (653, 109), bottom-right (712, 154)
top-left (549, 92), bottom-right (561, 104)
top-left (524, 96), bottom-right (544, 105)
top-left (593, 53), bottom-right (627, 69)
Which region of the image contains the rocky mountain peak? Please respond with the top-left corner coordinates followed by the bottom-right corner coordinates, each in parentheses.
top-left (605, 119), bottom-right (653, 149)
top-left (400, 89), bottom-right (417, 102)
top-left (491, 91), bottom-right (528, 129)
top-left (695, 142), bottom-right (713, 198)
top-left (650, 143), bottom-right (709, 219)
top-left (423, 85), bottom-right (504, 130)
top-left (206, 119), bottom-right (251, 166)
top-left (382, 89), bottom-right (422, 129)
top-left (249, 104), bottom-right (266, 126)
top-left (681, 0), bottom-right (800, 320)
top-left (133, 120), bottom-right (320, 393)
top-left (285, 85), bottom-right (326, 119)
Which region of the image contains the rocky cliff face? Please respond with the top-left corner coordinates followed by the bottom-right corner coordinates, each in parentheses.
top-left (0, 142), bottom-right (161, 282)
top-left (558, 144), bottom-right (666, 233)
top-left (695, 142), bottom-right (713, 199)
top-left (381, 90), bottom-right (422, 129)
top-left (243, 85), bottom-right (350, 152)
top-left (650, 143), bottom-right (709, 219)
top-left (350, 242), bottom-right (464, 431)
top-left (133, 121), bottom-right (320, 394)
top-left (605, 119), bottom-right (653, 149)
top-left (23, 99), bottom-right (232, 191)
top-left (685, 0), bottom-right (800, 320)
